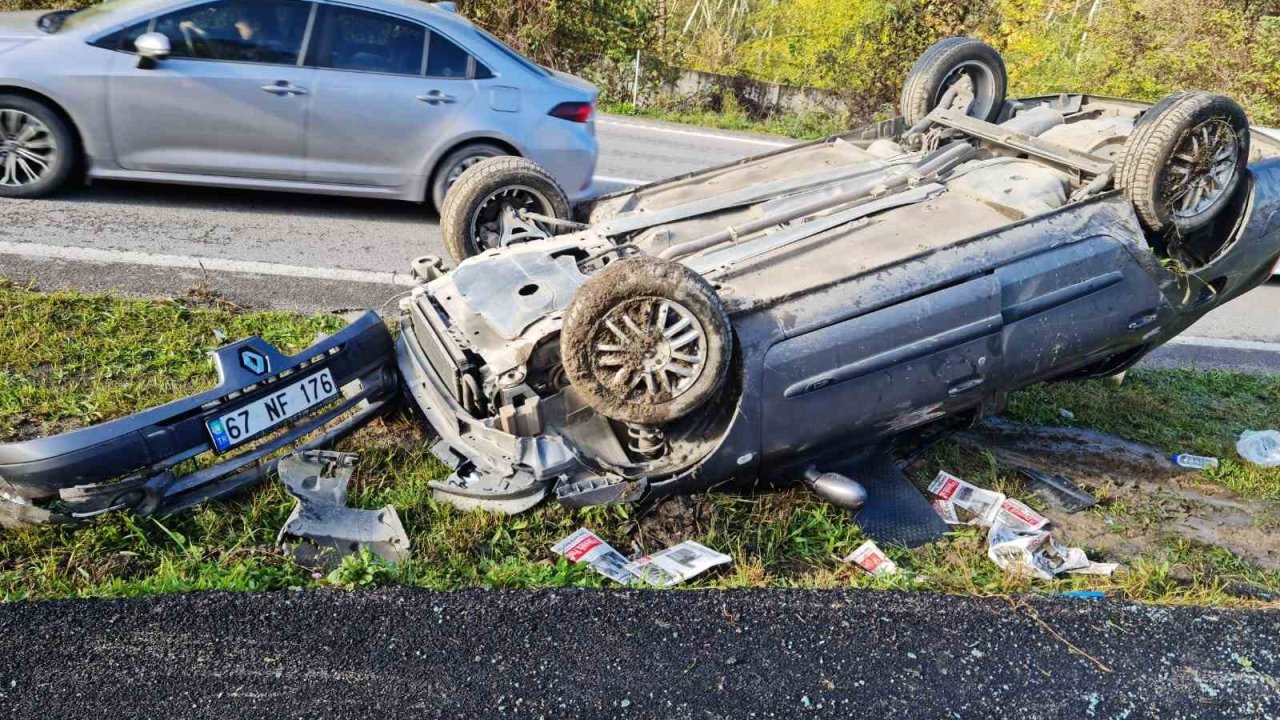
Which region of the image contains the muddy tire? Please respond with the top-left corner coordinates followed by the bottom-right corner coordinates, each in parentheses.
top-left (900, 37), bottom-right (1007, 126)
top-left (0, 94), bottom-right (78, 199)
top-left (1116, 90), bottom-right (1249, 235)
top-left (561, 256), bottom-right (732, 425)
top-left (439, 156), bottom-right (571, 263)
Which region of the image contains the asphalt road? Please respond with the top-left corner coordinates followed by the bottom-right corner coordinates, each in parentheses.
top-left (0, 113), bottom-right (1278, 371)
top-left (1, 587), bottom-right (1277, 719)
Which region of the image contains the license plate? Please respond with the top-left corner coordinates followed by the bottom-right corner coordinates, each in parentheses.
top-left (206, 369), bottom-right (337, 453)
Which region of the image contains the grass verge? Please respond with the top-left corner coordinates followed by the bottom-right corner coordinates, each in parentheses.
top-left (1, 284), bottom-right (1278, 605)
top-left (600, 101), bottom-right (848, 141)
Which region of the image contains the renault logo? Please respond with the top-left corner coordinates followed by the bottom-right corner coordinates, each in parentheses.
top-left (239, 348), bottom-right (269, 375)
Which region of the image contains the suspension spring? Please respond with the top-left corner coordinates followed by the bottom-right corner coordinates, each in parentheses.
top-left (626, 423), bottom-right (667, 461)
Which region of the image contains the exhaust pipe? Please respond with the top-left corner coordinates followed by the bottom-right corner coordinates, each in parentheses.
top-left (801, 467), bottom-right (868, 511)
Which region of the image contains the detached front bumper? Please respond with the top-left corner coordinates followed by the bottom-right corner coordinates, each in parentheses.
top-left (0, 311), bottom-right (397, 528)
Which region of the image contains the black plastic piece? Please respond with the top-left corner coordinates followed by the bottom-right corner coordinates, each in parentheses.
top-left (1017, 467), bottom-right (1097, 513)
top-left (842, 453), bottom-right (949, 547)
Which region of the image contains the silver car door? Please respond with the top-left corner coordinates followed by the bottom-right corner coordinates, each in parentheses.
top-left (304, 6), bottom-right (477, 188)
top-left (106, 0), bottom-right (316, 180)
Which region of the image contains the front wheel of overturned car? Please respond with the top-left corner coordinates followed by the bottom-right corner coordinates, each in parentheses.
top-left (561, 256), bottom-right (733, 426)
top-left (0, 95), bottom-right (78, 199)
top-left (1116, 90), bottom-right (1250, 235)
top-left (439, 156), bottom-right (572, 263)
top-left (900, 37), bottom-right (1007, 126)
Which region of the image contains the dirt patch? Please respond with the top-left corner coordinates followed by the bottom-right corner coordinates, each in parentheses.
top-left (632, 495), bottom-right (713, 554)
top-left (956, 418), bottom-right (1280, 570)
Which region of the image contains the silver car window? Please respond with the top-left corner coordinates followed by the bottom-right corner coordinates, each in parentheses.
top-left (151, 0), bottom-right (311, 66)
top-left (309, 5), bottom-right (425, 76)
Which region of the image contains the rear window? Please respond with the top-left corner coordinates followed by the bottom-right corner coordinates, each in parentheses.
top-left (472, 26), bottom-right (548, 77)
top-left (425, 30), bottom-right (469, 78)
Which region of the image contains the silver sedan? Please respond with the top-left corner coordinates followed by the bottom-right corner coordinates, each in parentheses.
top-left (0, 0), bottom-right (598, 209)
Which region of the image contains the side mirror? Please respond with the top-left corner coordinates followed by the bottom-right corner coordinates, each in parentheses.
top-left (135, 32), bottom-right (170, 68)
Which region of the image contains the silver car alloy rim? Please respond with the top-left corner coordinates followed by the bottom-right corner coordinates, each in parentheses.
top-left (593, 297), bottom-right (707, 403)
top-left (0, 109), bottom-right (57, 188)
top-left (469, 185), bottom-right (553, 250)
top-left (1166, 117), bottom-right (1239, 219)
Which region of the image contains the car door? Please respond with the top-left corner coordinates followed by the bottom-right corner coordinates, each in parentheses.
top-left (105, 0), bottom-right (316, 180)
top-left (304, 4), bottom-right (478, 188)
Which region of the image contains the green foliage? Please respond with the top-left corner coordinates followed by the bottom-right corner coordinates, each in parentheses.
top-left (326, 549), bottom-right (398, 589)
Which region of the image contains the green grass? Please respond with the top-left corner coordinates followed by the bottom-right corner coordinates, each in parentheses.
top-left (1, 284), bottom-right (1278, 605)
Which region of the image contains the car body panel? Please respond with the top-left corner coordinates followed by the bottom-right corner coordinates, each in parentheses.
top-left (395, 94), bottom-right (1280, 512)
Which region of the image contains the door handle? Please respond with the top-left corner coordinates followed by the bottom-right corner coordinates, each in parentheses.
top-left (260, 81), bottom-right (308, 96)
top-left (416, 90), bottom-right (456, 105)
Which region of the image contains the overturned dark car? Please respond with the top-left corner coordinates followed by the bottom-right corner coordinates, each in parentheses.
top-left (4, 39), bottom-right (1279, 539)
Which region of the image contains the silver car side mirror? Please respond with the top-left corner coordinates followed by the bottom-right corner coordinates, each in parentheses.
top-left (135, 32), bottom-right (170, 69)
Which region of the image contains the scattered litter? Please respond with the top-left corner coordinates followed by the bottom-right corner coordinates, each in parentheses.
top-left (1058, 408), bottom-right (1076, 420)
top-left (843, 540), bottom-right (898, 576)
top-left (276, 451), bottom-right (411, 568)
top-left (931, 498), bottom-right (961, 525)
top-left (1017, 467), bottom-right (1097, 513)
top-left (1172, 453), bottom-right (1219, 470)
top-left (1059, 590), bottom-right (1106, 600)
top-left (930, 470), bottom-right (1117, 581)
top-left (628, 541), bottom-right (733, 587)
top-left (987, 522), bottom-right (1118, 581)
top-left (927, 471), bottom-right (1048, 532)
top-left (552, 528), bottom-right (636, 585)
top-left (1237, 430), bottom-right (1280, 467)
top-left (552, 529), bottom-right (732, 586)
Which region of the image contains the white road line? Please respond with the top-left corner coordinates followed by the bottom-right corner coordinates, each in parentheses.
top-left (0, 241), bottom-right (417, 287)
top-left (597, 118), bottom-right (794, 148)
top-left (1167, 335), bottom-right (1280, 353)
top-left (594, 174), bottom-right (651, 186)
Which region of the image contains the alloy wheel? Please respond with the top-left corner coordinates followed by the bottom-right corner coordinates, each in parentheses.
top-left (590, 297), bottom-right (708, 403)
top-left (0, 109), bottom-right (57, 188)
top-left (1165, 118), bottom-right (1240, 220)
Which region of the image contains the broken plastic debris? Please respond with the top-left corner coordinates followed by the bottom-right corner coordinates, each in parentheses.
top-left (276, 450), bottom-right (411, 568)
top-left (552, 528), bottom-right (636, 585)
top-left (1237, 430), bottom-right (1280, 467)
top-left (986, 521), bottom-right (1118, 581)
top-left (1017, 467), bottom-right (1097, 514)
top-left (1058, 408), bottom-right (1076, 420)
top-left (1172, 453), bottom-right (1219, 470)
top-left (843, 540), bottom-right (898, 576)
top-left (627, 541), bottom-right (732, 587)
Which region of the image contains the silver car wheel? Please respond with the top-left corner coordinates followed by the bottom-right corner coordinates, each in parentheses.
top-left (1166, 118), bottom-right (1240, 220)
top-left (469, 185), bottom-right (553, 250)
top-left (593, 297), bottom-right (707, 403)
top-left (445, 153), bottom-right (496, 189)
top-left (0, 109), bottom-right (58, 188)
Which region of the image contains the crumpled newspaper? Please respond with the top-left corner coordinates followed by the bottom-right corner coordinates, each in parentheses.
top-left (928, 471), bottom-right (1118, 580)
top-left (987, 522), bottom-right (1119, 580)
top-left (552, 528), bottom-right (731, 586)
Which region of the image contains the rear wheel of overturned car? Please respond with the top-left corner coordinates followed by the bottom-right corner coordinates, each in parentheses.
top-left (561, 256), bottom-right (733, 426)
top-left (439, 156), bottom-right (572, 263)
top-left (0, 95), bottom-right (78, 199)
top-left (900, 37), bottom-right (1007, 126)
top-left (1116, 90), bottom-right (1250, 235)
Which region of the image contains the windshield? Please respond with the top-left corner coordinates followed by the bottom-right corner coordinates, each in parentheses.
top-left (46, 0), bottom-right (151, 33)
top-left (472, 26), bottom-right (548, 77)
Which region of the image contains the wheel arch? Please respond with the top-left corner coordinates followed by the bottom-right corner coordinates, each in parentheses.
top-left (0, 84), bottom-right (87, 165)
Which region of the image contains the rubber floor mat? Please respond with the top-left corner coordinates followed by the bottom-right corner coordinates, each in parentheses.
top-left (840, 453), bottom-right (948, 547)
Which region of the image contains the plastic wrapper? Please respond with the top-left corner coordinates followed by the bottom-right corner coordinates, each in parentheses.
top-left (1237, 430), bottom-right (1280, 467)
top-left (627, 541), bottom-right (732, 587)
top-left (928, 472), bottom-right (1048, 531)
top-left (552, 528), bottom-right (636, 585)
top-left (843, 540), bottom-right (898, 576)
